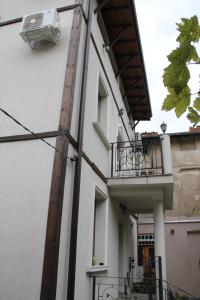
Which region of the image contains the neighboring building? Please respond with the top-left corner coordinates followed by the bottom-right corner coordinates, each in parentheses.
top-left (139, 129), bottom-right (200, 297)
top-left (0, 1), bottom-right (173, 300)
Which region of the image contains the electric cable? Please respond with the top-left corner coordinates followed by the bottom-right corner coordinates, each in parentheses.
top-left (0, 107), bottom-right (76, 160)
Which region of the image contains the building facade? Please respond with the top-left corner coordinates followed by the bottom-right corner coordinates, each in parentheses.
top-left (139, 130), bottom-right (200, 297)
top-left (0, 1), bottom-right (173, 300)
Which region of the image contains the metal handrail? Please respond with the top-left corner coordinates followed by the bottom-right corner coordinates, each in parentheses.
top-left (110, 138), bottom-right (163, 177)
top-left (162, 279), bottom-right (197, 299)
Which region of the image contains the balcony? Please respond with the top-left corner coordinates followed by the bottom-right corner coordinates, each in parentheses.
top-left (108, 135), bottom-right (174, 213)
top-left (111, 137), bottom-right (163, 177)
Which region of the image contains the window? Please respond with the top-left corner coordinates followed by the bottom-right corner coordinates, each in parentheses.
top-left (92, 189), bottom-right (107, 266)
top-left (97, 75), bottom-right (108, 135)
top-left (93, 74), bottom-right (110, 149)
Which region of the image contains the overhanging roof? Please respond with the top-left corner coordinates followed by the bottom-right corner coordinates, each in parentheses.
top-left (97, 0), bottom-right (152, 121)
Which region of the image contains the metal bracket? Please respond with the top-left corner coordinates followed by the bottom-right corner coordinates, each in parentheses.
top-left (131, 120), bottom-right (140, 129)
top-left (122, 78), bottom-right (140, 98)
top-left (104, 25), bottom-right (128, 52)
top-left (115, 55), bottom-right (135, 78)
top-left (94, 0), bottom-right (111, 14)
top-left (130, 96), bottom-right (145, 106)
top-left (70, 155), bottom-right (79, 162)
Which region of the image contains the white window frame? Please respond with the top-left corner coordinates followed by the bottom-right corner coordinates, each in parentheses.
top-left (93, 72), bottom-right (111, 150)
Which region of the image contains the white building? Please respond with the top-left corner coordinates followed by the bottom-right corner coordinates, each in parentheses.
top-left (139, 129), bottom-right (200, 297)
top-left (0, 1), bottom-right (173, 300)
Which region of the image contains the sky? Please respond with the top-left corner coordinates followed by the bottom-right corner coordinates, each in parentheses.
top-left (134, 0), bottom-right (200, 134)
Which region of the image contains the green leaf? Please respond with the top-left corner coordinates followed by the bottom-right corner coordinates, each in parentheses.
top-left (187, 107), bottom-right (200, 125)
top-left (163, 63), bottom-right (190, 94)
top-left (176, 16), bottom-right (200, 44)
top-left (168, 45), bottom-right (200, 64)
top-left (162, 86), bottom-right (190, 117)
top-left (190, 46), bottom-right (200, 63)
top-left (162, 15), bottom-right (200, 125)
top-left (194, 97), bottom-right (200, 111)
top-left (162, 92), bottom-right (179, 111)
top-left (175, 86), bottom-right (190, 117)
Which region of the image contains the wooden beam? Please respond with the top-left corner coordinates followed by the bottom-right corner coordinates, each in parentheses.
top-left (115, 55), bottom-right (136, 77)
top-left (40, 6), bottom-right (82, 300)
top-left (94, 0), bottom-right (111, 14)
top-left (123, 78), bottom-right (141, 98)
top-left (104, 25), bottom-right (128, 49)
top-left (116, 52), bottom-right (138, 58)
top-left (102, 5), bottom-right (129, 12)
top-left (107, 23), bottom-right (132, 29)
top-left (115, 38), bottom-right (136, 43)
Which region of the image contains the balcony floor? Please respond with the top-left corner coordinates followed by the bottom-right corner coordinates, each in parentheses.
top-left (107, 174), bottom-right (173, 213)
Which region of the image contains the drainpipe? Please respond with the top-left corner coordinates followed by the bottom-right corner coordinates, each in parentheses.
top-left (129, 214), bottom-right (138, 280)
top-left (67, 1), bottom-right (93, 300)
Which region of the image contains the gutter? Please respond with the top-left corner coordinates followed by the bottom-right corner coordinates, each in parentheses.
top-left (66, 0), bottom-right (94, 299)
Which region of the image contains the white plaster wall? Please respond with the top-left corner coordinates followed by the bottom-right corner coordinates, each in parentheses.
top-left (0, 2), bottom-right (137, 300)
top-left (70, 15), bottom-right (86, 140)
top-left (83, 44), bottom-right (111, 176)
top-left (107, 200), bottom-right (121, 277)
top-left (57, 5), bottom-right (134, 299)
top-left (91, 6), bottom-right (133, 142)
top-left (75, 160), bottom-right (108, 300)
top-left (81, 6), bottom-right (133, 178)
top-left (56, 143), bottom-right (76, 300)
top-left (0, 10), bottom-right (73, 136)
top-left (0, 4), bottom-right (75, 300)
top-left (0, 0), bottom-right (75, 22)
top-left (0, 138), bottom-right (55, 300)
top-left (58, 160), bottom-right (132, 300)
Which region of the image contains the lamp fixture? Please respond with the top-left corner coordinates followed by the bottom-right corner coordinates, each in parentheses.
top-left (160, 122), bottom-right (167, 134)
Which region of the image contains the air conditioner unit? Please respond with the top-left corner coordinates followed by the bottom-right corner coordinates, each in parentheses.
top-left (19, 9), bottom-right (61, 48)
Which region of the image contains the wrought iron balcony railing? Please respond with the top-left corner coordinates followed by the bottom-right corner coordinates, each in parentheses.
top-left (91, 256), bottom-right (197, 300)
top-left (111, 137), bottom-right (163, 177)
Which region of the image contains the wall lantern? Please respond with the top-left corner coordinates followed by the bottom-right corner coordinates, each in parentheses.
top-left (160, 122), bottom-right (167, 134)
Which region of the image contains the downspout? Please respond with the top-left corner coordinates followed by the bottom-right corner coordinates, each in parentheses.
top-left (129, 214), bottom-right (138, 280)
top-left (67, 0), bottom-right (93, 300)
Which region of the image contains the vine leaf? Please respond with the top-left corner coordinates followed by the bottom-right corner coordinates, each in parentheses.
top-left (163, 63), bottom-right (190, 94)
top-left (187, 107), bottom-right (200, 125)
top-left (175, 87), bottom-right (190, 117)
top-left (162, 87), bottom-right (190, 117)
top-left (162, 15), bottom-right (200, 126)
top-left (162, 90), bottom-right (179, 111)
top-left (168, 44), bottom-right (200, 64)
top-left (176, 15), bottom-right (200, 44)
top-left (194, 97), bottom-right (200, 111)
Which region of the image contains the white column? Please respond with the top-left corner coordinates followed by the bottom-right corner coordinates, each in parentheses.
top-left (154, 200), bottom-right (167, 281)
top-left (129, 215), bottom-right (138, 283)
top-left (160, 134), bottom-right (172, 174)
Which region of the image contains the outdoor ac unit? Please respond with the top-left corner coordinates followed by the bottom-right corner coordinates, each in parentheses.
top-left (19, 9), bottom-right (61, 48)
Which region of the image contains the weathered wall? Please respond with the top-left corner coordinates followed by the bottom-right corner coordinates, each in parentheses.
top-left (166, 222), bottom-right (200, 297)
top-left (166, 135), bottom-right (200, 217)
top-left (138, 221), bottom-right (200, 296)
